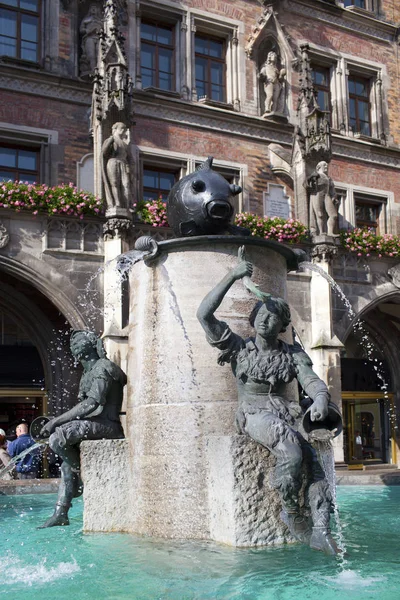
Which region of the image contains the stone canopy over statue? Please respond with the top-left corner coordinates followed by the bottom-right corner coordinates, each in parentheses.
top-left (307, 161), bottom-right (340, 237)
top-left (259, 51), bottom-right (286, 116)
top-left (197, 248), bottom-right (341, 554)
top-left (101, 122), bottom-right (134, 212)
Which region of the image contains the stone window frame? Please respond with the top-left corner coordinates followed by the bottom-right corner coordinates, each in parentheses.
top-left (307, 45), bottom-right (387, 142)
top-left (336, 181), bottom-right (392, 234)
top-left (0, 122), bottom-right (58, 186)
top-left (137, 146), bottom-right (247, 213)
top-left (132, 1), bottom-right (243, 110)
top-left (189, 9), bottom-right (242, 111)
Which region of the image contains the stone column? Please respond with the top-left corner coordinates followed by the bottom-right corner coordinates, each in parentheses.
top-left (126, 238), bottom-right (294, 542)
top-left (310, 240), bottom-right (344, 463)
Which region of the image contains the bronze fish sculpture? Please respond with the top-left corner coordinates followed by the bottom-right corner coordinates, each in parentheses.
top-left (166, 157), bottom-right (248, 237)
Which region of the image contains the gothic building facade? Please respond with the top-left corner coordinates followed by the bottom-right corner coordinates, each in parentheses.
top-left (1, 0), bottom-right (400, 468)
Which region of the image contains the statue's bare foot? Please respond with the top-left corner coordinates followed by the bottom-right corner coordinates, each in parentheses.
top-left (37, 514), bottom-right (69, 529)
top-left (310, 527), bottom-right (340, 555)
top-left (37, 506), bottom-right (70, 528)
top-left (281, 510), bottom-right (312, 544)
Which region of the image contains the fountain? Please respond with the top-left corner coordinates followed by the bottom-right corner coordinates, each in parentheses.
top-left (2, 159), bottom-right (400, 598)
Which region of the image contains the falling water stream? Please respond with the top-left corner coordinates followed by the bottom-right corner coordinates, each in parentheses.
top-left (0, 442), bottom-right (46, 480)
top-left (299, 260), bottom-right (394, 561)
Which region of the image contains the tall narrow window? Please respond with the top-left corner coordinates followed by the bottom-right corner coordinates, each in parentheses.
top-left (195, 35), bottom-right (226, 102)
top-left (143, 167), bottom-right (177, 201)
top-left (348, 75), bottom-right (371, 136)
top-left (311, 65), bottom-right (332, 120)
top-left (141, 21), bottom-right (175, 91)
top-left (0, 145), bottom-right (39, 183)
top-left (0, 0), bottom-right (40, 62)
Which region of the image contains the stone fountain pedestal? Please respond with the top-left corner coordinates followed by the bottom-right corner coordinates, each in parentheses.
top-left (82, 237), bottom-right (298, 546)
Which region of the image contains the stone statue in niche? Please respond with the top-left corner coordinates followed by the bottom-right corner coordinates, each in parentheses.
top-left (38, 330), bottom-right (127, 527)
top-left (259, 51), bottom-right (286, 115)
top-left (197, 247), bottom-right (341, 554)
top-left (307, 161), bottom-right (339, 237)
top-left (101, 122), bottom-right (134, 211)
top-left (79, 3), bottom-right (103, 78)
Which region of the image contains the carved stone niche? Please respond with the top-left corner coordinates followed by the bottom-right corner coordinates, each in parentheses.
top-left (258, 40), bottom-right (286, 118)
top-left (246, 7), bottom-right (295, 121)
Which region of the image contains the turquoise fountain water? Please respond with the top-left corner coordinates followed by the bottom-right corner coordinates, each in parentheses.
top-left (1, 487), bottom-right (399, 600)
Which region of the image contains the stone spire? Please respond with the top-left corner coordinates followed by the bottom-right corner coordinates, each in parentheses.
top-left (295, 43), bottom-right (331, 162)
top-left (90, 0), bottom-right (134, 126)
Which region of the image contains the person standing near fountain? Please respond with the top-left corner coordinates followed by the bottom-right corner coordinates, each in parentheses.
top-left (38, 330), bottom-right (127, 528)
top-left (7, 423), bottom-right (40, 479)
top-left (197, 251), bottom-right (339, 554)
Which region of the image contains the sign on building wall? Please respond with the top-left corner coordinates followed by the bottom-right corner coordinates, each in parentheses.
top-left (263, 184), bottom-right (290, 219)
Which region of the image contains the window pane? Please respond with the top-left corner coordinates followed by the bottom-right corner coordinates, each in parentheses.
top-left (143, 170), bottom-right (158, 188)
top-left (195, 36), bottom-right (207, 55)
top-left (157, 26), bottom-right (172, 46)
top-left (141, 70), bottom-right (153, 88)
top-left (19, 172), bottom-right (37, 184)
top-left (211, 62), bottom-right (223, 85)
top-left (0, 35), bottom-right (16, 57)
top-left (1, 1), bottom-right (18, 7)
top-left (141, 44), bottom-right (155, 69)
top-left (195, 57), bottom-right (206, 81)
top-left (141, 23), bottom-right (157, 42)
top-left (358, 100), bottom-right (369, 122)
top-left (349, 98), bottom-right (356, 120)
top-left (211, 85), bottom-right (224, 102)
top-left (21, 0), bottom-right (39, 10)
top-left (159, 172), bottom-right (175, 190)
top-left (317, 90), bottom-right (329, 111)
top-left (18, 150), bottom-right (36, 170)
top-left (0, 170), bottom-right (15, 181)
top-left (360, 121), bottom-right (371, 136)
top-left (158, 48), bottom-right (172, 74)
top-left (196, 81), bottom-right (206, 98)
top-left (21, 40), bottom-right (37, 61)
top-left (143, 190), bottom-right (159, 201)
top-left (208, 39), bottom-right (223, 59)
top-left (348, 78), bottom-right (356, 95)
top-left (159, 72), bottom-right (172, 90)
top-left (0, 9), bottom-right (17, 37)
top-left (0, 148), bottom-right (17, 168)
top-left (355, 80), bottom-right (368, 97)
top-left (21, 15), bottom-right (38, 42)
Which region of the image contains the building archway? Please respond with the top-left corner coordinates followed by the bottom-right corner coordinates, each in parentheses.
top-left (340, 293), bottom-right (400, 466)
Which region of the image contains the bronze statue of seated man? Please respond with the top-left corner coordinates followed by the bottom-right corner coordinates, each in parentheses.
top-left (39, 330), bottom-right (127, 528)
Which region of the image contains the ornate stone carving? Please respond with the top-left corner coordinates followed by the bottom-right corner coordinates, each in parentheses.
top-left (259, 51), bottom-right (286, 115)
top-left (296, 44), bottom-right (331, 162)
top-left (79, 3), bottom-right (103, 79)
top-left (103, 217), bottom-right (133, 240)
top-left (311, 242), bottom-right (338, 264)
top-left (0, 222), bottom-right (9, 249)
top-left (307, 161), bottom-right (339, 237)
